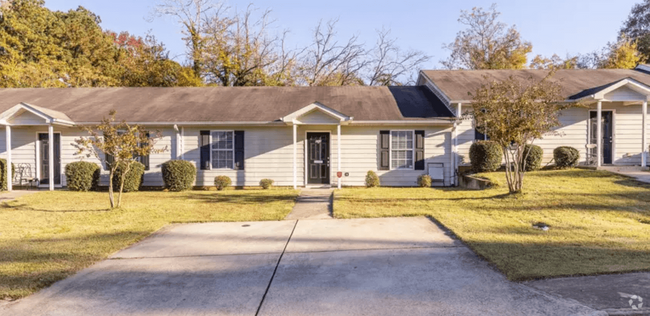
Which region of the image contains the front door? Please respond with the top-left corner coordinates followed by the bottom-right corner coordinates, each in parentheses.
top-left (589, 111), bottom-right (613, 164)
top-left (39, 133), bottom-right (61, 185)
top-left (307, 132), bottom-right (330, 184)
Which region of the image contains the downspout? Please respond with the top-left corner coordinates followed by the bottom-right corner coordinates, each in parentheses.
top-left (454, 103), bottom-right (462, 186)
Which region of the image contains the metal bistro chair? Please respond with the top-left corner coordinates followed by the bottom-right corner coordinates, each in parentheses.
top-left (14, 163), bottom-right (39, 190)
top-left (585, 144), bottom-right (597, 166)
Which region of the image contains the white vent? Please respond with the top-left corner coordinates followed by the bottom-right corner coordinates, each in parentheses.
top-left (428, 163), bottom-right (445, 181)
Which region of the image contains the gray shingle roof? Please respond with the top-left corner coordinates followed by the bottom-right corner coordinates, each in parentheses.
top-left (0, 86), bottom-right (454, 123)
top-left (421, 69), bottom-right (650, 102)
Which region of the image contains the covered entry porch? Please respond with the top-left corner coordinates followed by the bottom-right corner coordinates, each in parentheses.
top-left (574, 78), bottom-right (650, 167)
top-left (0, 103), bottom-right (75, 191)
top-left (283, 102), bottom-right (352, 189)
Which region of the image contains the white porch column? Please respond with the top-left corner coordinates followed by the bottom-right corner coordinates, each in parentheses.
top-left (181, 126), bottom-right (185, 160)
top-left (643, 101), bottom-right (648, 167)
top-left (48, 124), bottom-right (54, 191)
top-left (293, 123), bottom-right (297, 189)
top-left (596, 101), bottom-right (602, 167)
top-left (337, 124), bottom-right (341, 189)
top-left (5, 126), bottom-right (11, 192)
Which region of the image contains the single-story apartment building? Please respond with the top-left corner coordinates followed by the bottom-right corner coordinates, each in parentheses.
top-left (2, 65), bottom-right (650, 190)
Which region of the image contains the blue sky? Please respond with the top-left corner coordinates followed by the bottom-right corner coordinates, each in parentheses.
top-left (44, 0), bottom-right (639, 69)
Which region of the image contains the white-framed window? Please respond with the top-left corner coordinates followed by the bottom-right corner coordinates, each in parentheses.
top-left (211, 131), bottom-right (234, 169)
top-left (390, 130), bottom-right (414, 170)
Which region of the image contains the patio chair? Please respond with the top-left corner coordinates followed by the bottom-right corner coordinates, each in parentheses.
top-left (584, 144), bottom-right (597, 166)
top-left (14, 163), bottom-right (39, 190)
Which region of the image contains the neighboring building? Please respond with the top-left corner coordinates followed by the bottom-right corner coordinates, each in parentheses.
top-left (418, 65), bottom-right (650, 172)
top-left (2, 65), bottom-right (650, 191)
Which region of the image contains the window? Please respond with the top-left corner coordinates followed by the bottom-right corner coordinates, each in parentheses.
top-left (211, 131), bottom-right (234, 169)
top-left (390, 131), bottom-right (414, 169)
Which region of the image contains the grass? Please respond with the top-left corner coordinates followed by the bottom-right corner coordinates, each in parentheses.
top-left (335, 169), bottom-right (650, 281)
top-left (0, 188), bottom-right (299, 299)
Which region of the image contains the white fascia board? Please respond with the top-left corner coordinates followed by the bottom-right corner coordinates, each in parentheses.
top-left (282, 102), bottom-right (352, 122)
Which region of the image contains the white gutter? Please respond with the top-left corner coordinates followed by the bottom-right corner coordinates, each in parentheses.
top-left (73, 119), bottom-right (456, 126)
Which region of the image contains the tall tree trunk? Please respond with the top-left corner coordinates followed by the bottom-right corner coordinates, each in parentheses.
top-left (117, 164), bottom-right (131, 208)
top-left (108, 169), bottom-right (115, 208)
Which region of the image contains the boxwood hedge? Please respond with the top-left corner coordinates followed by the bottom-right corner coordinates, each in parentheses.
top-left (554, 146), bottom-right (580, 168)
top-left (161, 160), bottom-right (196, 191)
top-left (112, 161), bottom-right (145, 192)
top-left (65, 161), bottom-right (100, 191)
top-left (469, 141), bottom-right (503, 172)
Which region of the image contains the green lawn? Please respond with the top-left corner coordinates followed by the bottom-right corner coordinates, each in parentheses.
top-left (335, 169), bottom-right (650, 281)
top-left (0, 189), bottom-right (299, 299)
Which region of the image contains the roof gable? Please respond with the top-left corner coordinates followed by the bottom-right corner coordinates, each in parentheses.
top-left (420, 69), bottom-right (650, 103)
top-left (0, 102), bottom-right (74, 126)
top-left (282, 102), bottom-right (352, 125)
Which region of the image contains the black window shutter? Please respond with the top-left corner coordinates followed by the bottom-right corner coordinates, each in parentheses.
top-left (379, 130), bottom-right (390, 170)
top-left (200, 130), bottom-right (210, 170)
top-left (415, 130), bottom-right (425, 170)
top-left (104, 133), bottom-right (114, 170)
top-left (234, 131), bottom-right (245, 170)
top-left (140, 132), bottom-right (150, 171)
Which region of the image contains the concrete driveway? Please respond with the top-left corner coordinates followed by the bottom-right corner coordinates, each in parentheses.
top-left (1, 217), bottom-right (602, 316)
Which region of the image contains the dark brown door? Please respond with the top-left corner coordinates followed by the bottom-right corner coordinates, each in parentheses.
top-left (307, 133), bottom-right (330, 184)
top-left (39, 133), bottom-right (61, 185)
top-left (589, 111), bottom-right (613, 164)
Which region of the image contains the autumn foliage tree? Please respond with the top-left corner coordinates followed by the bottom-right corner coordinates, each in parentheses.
top-left (0, 0), bottom-right (201, 88)
top-left (442, 4), bottom-right (532, 70)
top-left (74, 111), bottom-right (166, 208)
top-left (469, 72), bottom-right (573, 193)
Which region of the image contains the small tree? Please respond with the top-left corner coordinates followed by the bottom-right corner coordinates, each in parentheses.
top-left (74, 110), bottom-right (165, 208)
top-left (469, 71), bottom-right (574, 193)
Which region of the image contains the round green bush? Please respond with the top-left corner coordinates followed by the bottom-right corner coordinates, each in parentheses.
top-left (65, 161), bottom-right (100, 191)
top-left (522, 144), bottom-right (543, 171)
top-left (162, 160), bottom-right (196, 191)
top-left (112, 162), bottom-right (145, 192)
top-left (417, 174), bottom-right (432, 188)
top-left (554, 146), bottom-right (580, 168)
top-left (469, 141), bottom-right (503, 172)
top-left (365, 170), bottom-right (380, 188)
top-left (214, 175), bottom-right (232, 190)
top-left (259, 179), bottom-right (274, 189)
top-left (0, 159), bottom-right (15, 191)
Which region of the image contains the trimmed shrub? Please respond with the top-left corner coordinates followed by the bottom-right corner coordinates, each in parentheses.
top-left (260, 179), bottom-right (274, 189)
top-left (0, 159), bottom-right (14, 191)
top-left (469, 141), bottom-right (503, 172)
top-left (554, 146), bottom-right (580, 168)
top-left (65, 161), bottom-right (100, 191)
top-left (522, 144), bottom-right (543, 171)
top-left (162, 160), bottom-right (196, 191)
top-left (112, 162), bottom-right (145, 192)
top-left (365, 170), bottom-right (380, 188)
top-left (417, 174), bottom-right (432, 188)
top-left (214, 175), bottom-right (232, 190)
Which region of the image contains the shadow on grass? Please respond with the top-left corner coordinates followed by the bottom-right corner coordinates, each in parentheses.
top-left (182, 192), bottom-right (298, 205)
top-left (0, 230), bottom-right (151, 300)
top-left (0, 203), bottom-right (111, 213)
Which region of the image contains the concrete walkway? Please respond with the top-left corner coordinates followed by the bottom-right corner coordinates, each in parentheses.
top-left (0, 190), bottom-right (39, 202)
top-left (284, 189), bottom-right (332, 220)
top-left (525, 272), bottom-right (650, 315)
top-left (1, 217), bottom-right (601, 316)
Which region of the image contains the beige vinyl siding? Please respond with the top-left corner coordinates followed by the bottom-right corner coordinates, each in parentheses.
top-left (1, 124), bottom-right (452, 188)
top-left (532, 107), bottom-right (589, 164)
top-left (457, 102), bottom-right (649, 167)
top-left (0, 126), bottom-right (105, 187)
top-left (183, 125), bottom-right (452, 187)
top-left (339, 125), bottom-right (452, 187)
top-left (184, 126), bottom-right (303, 187)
